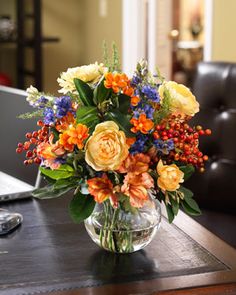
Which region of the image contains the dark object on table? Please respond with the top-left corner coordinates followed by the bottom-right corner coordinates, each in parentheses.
top-left (187, 61), bottom-right (236, 247)
top-left (0, 209), bottom-right (22, 235)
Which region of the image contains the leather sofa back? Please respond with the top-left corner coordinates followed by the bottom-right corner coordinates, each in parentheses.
top-left (186, 62), bottom-right (236, 214)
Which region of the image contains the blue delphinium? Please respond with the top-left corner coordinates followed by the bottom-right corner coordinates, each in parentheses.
top-left (55, 96), bottom-right (73, 118)
top-left (37, 96), bottom-right (49, 108)
top-left (130, 134), bottom-right (149, 154)
top-left (43, 107), bottom-right (54, 125)
top-left (154, 139), bottom-right (175, 155)
top-left (142, 85), bottom-right (160, 103)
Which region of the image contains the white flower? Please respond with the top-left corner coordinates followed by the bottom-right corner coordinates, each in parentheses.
top-left (57, 62), bottom-right (107, 94)
top-left (26, 85), bottom-right (39, 102)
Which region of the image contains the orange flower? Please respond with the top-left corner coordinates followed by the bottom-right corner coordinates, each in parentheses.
top-left (130, 113), bottom-right (154, 134)
top-left (104, 72), bottom-right (129, 93)
top-left (56, 112), bottom-right (76, 132)
top-left (87, 174), bottom-right (117, 205)
top-left (123, 86), bottom-right (134, 97)
top-left (121, 172), bottom-right (154, 208)
top-left (59, 123), bottom-right (89, 151)
top-left (126, 137), bottom-right (136, 147)
top-left (130, 96), bottom-right (140, 106)
top-left (37, 134), bottom-right (65, 160)
top-left (117, 153), bottom-right (150, 175)
top-left (37, 134), bottom-right (65, 169)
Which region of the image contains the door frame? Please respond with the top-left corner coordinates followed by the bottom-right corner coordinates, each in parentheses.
top-left (122, 0), bottom-right (214, 73)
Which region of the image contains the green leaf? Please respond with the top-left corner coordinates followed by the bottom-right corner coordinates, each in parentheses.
top-left (32, 185), bottom-right (72, 199)
top-left (40, 164), bottom-right (74, 180)
top-left (93, 77), bottom-right (111, 104)
top-left (170, 196), bottom-right (179, 216)
top-left (118, 94), bottom-right (130, 113)
top-left (69, 191), bottom-right (95, 223)
top-left (183, 197), bottom-right (201, 214)
top-left (179, 186), bottom-right (194, 199)
top-left (76, 106), bottom-right (97, 121)
top-left (179, 165), bottom-right (195, 181)
top-left (53, 178), bottom-right (79, 190)
top-left (74, 78), bottom-right (94, 106)
top-left (165, 204), bottom-right (175, 223)
top-left (181, 201), bottom-right (201, 216)
top-left (106, 110), bottom-right (134, 137)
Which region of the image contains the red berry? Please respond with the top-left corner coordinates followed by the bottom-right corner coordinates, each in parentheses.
top-left (16, 147), bottom-right (23, 153)
top-left (37, 120), bottom-right (44, 127)
top-left (198, 130), bottom-right (205, 136)
top-left (34, 157), bottom-right (41, 164)
top-left (32, 131), bottom-right (38, 138)
top-left (203, 155), bottom-right (209, 161)
top-left (205, 129), bottom-right (212, 135)
top-left (26, 132), bottom-right (32, 139)
top-left (24, 160), bottom-right (29, 165)
top-left (26, 150), bottom-right (33, 158)
top-left (18, 143), bottom-right (23, 148)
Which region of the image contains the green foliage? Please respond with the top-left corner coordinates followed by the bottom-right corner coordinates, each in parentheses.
top-left (32, 185), bottom-right (73, 199)
top-left (118, 194), bottom-right (138, 214)
top-left (154, 88), bottom-right (171, 124)
top-left (118, 94), bottom-right (131, 113)
top-left (170, 196), bottom-right (179, 216)
top-left (106, 110), bottom-right (134, 137)
top-left (179, 186), bottom-right (201, 216)
top-left (74, 78), bottom-right (94, 106)
top-left (93, 77), bottom-right (112, 104)
top-left (40, 164), bottom-right (74, 180)
top-left (165, 203), bottom-right (175, 223)
top-left (18, 110), bottom-right (43, 119)
top-left (69, 191), bottom-right (95, 223)
top-left (102, 41), bottom-right (120, 72)
top-left (179, 165), bottom-right (195, 181)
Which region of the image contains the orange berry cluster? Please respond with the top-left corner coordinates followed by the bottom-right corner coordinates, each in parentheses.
top-left (153, 116), bottom-right (211, 171)
top-left (16, 120), bottom-right (49, 165)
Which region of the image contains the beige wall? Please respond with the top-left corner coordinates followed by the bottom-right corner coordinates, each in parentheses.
top-left (212, 0), bottom-right (236, 62)
top-left (82, 0), bottom-right (122, 64)
top-left (42, 0), bottom-right (122, 93)
top-left (42, 0), bottom-right (85, 93)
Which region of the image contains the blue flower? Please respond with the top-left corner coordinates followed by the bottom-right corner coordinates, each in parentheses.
top-left (131, 75), bottom-right (141, 87)
top-left (43, 107), bottom-right (54, 125)
top-left (141, 85), bottom-right (160, 103)
top-left (37, 96), bottom-right (49, 109)
top-left (154, 139), bottom-right (175, 155)
top-left (55, 96), bottom-right (73, 118)
top-left (143, 104), bottom-right (154, 119)
top-left (130, 134), bottom-right (149, 154)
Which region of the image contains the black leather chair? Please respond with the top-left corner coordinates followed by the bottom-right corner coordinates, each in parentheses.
top-left (186, 62), bottom-right (236, 247)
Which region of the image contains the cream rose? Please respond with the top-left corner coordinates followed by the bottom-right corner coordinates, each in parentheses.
top-left (157, 160), bottom-right (184, 191)
top-left (158, 81), bottom-right (199, 117)
top-left (57, 62), bottom-right (107, 94)
top-left (85, 121), bottom-right (129, 171)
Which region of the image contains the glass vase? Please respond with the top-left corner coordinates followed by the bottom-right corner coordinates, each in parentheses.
top-left (84, 193), bottom-right (161, 253)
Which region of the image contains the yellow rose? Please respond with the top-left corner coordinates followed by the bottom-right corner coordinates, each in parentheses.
top-left (57, 62), bottom-right (107, 94)
top-left (85, 121), bottom-right (129, 171)
top-left (157, 160), bottom-right (184, 191)
top-left (158, 81), bottom-right (199, 117)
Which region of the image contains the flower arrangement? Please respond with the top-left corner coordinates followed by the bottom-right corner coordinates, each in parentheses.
top-left (17, 47), bottom-right (211, 252)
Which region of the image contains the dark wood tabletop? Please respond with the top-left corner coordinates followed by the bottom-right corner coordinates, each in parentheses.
top-left (0, 195), bottom-right (236, 295)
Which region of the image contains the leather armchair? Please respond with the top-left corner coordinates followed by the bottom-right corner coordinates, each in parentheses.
top-left (186, 62), bottom-right (236, 247)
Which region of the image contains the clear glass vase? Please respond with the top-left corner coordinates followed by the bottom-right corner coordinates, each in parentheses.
top-left (84, 193), bottom-right (161, 253)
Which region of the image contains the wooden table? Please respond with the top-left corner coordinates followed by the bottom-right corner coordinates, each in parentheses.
top-left (0, 196), bottom-right (236, 295)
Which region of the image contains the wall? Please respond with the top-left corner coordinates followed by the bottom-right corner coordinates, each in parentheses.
top-left (42, 0), bottom-right (122, 93)
top-left (42, 0), bottom-right (85, 93)
top-left (81, 0), bottom-right (122, 64)
top-left (212, 0), bottom-right (236, 62)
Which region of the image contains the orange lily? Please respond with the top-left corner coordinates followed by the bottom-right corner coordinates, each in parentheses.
top-left (87, 174), bottom-right (118, 206)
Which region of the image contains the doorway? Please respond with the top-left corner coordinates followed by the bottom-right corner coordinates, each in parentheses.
top-left (122, 0), bottom-right (213, 85)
